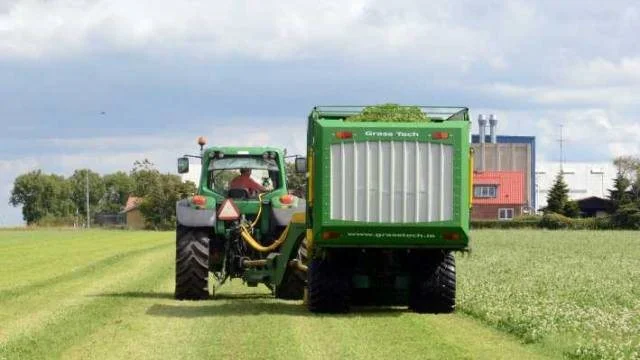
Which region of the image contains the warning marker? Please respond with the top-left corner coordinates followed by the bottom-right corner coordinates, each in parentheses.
top-left (217, 199), bottom-right (240, 220)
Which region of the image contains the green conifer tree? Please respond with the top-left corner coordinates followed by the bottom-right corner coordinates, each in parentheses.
top-left (546, 171), bottom-right (570, 215)
top-left (608, 171), bottom-right (631, 211)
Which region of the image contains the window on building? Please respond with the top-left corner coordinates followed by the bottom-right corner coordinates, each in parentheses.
top-left (474, 185), bottom-right (497, 198)
top-left (498, 208), bottom-right (514, 220)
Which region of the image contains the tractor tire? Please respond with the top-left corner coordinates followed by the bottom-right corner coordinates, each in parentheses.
top-left (275, 236), bottom-right (308, 300)
top-left (175, 226), bottom-right (210, 300)
top-left (275, 270), bottom-right (305, 300)
top-left (408, 250), bottom-right (456, 314)
top-left (307, 252), bottom-right (351, 313)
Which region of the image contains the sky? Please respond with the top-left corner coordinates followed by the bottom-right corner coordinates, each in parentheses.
top-left (1, 0), bottom-right (639, 225)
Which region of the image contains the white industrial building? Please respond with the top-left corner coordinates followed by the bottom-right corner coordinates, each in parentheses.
top-left (536, 161), bottom-right (617, 210)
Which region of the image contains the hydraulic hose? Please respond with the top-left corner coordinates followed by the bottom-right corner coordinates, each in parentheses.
top-left (251, 193), bottom-right (264, 228)
top-left (239, 223), bottom-right (289, 253)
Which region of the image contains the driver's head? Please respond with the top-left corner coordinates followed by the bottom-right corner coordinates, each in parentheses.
top-left (240, 168), bottom-right (251, 176)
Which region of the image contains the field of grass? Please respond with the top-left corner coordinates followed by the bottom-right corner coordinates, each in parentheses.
top-left (458, 230), bottom-right (640, 359)
top-left (0, 229), bottom-right (637, 359)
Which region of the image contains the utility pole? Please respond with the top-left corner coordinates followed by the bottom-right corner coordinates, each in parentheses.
top-left (558, 125), bottom-right (565, 172)
top-left (86, 170), bottom-right (90, 229)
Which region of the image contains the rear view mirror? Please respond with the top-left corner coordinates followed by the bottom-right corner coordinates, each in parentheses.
top-left (295, 157), bottom-right (307, 173)
top-left (177, 157), bottom-right (190, 174)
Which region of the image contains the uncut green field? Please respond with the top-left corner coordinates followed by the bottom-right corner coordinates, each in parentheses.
top-left (0, 229), bottom-right (637, 360)
top-left (459, 230), bottom-right (640, 359)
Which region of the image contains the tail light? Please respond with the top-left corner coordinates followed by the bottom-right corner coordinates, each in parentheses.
top-left (443, 232), bottom-right (460, 241)
top-left (280, 194), bottom-right (294, 205)
top-left (192, 195), bottom-right (206, 206)
top-left (336, 131), bottom-right (353, 139)
top-left (432, 131), bottom-right (449, 140)
top-left (322, 231), bottom-right (340, 240)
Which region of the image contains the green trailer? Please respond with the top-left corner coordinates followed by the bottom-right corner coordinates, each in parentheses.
top-left (173, 105), bottom-right (472, 313)
top-left (301, 105), bottom-right (472, 312)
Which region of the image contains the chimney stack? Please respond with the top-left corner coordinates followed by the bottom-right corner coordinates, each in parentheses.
top-left (478, 114), bottom-right (487, 143)
top-left (489, 114), bottom-right (498, 144)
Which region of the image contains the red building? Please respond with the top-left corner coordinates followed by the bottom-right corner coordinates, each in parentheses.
top-left (471, 171), bottom-right (525, 220)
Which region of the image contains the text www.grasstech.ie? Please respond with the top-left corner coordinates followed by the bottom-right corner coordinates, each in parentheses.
top-left (346, 232), bottom-right (436, 239)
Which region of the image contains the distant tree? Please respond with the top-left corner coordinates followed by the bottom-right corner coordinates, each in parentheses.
top-left (611, 204), bottom-right (640, 230)
top-left (563, 200), bottom-right (581, 218)
top-left (128, 159), bottom-right (196, 229)
top-left (68, 169), bottom-right (105, 223)
top-left (631, 182), bottom-right (640, 205)
top-left (613, 155), bottom-right (640, 178)
top-left (131, 159), bottom-right (160, 197)
top-left (545, 172), bottom-right (573, 216)
top-left (608, 171), bottom-right (631, 211)
top-left (9, 159), bottom-right (198, 228)
top-left (100, 171), bottom-right (135, 213)
top-left (9, 170), bottom-right (74, 224)
top-left (139, 173), bottom-right (196, 230)
top-left (285, 162), bottom-right (306, 197)
top-left (610, 157), bottom-right (640, 229)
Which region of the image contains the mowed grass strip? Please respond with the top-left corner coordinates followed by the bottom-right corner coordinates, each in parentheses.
top-left (0, 230), bottom-right (172, 358)
top-left (54, 281), bottom-right (549, 360)
top-left (0, 230), bottom-right (171, 291)
top-left (458, 230), bottom-right (640, 359)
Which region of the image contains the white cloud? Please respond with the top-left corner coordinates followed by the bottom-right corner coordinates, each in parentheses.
top-left (469, 107), bottom-right (640, 163)
top-left (0, 0), bottom-right (508, 69)
top-left (2, 0), bottom-right (637, 74)
top-left (37, 120), bottom-right (306, 159)
top-left (565, 57), bottom-right (640, 86)
top-left (488, 83), bottom-right (640, 106)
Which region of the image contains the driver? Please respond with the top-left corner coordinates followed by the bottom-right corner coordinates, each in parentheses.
top-left (229, 168), bottom-right (265, 195)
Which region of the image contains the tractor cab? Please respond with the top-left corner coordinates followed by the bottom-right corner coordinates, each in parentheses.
top-left (207, 152), bottom-right (280, 200)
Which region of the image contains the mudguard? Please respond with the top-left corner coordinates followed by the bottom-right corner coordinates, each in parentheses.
top-left (271, 199), bottom-right (306, 227)
top-left (176, 199), bottom-right (216, 227)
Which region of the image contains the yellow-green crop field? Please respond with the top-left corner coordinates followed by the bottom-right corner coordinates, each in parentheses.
top-left (0, 229), bottom-right (638, 359)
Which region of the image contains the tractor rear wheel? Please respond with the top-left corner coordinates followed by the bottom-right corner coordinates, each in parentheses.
top-left (408, 250), bottom-right (456, 313)
top-left (175, 226), bottom-right (210, 300)
top-left (307, 252), bottom-right (351, 313)
top-left (275, 236), bottom-right (308, 300)
top-left (275, 270), bottom-right (305, 300)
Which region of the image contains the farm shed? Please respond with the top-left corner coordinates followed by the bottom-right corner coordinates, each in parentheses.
top-left (121, 196), bottom-right (145, 229)
top-left (575, 196), bottom-right (613, 217)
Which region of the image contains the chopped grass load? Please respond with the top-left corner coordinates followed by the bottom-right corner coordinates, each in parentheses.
top-left (345, 103), bottom-right (430, 122)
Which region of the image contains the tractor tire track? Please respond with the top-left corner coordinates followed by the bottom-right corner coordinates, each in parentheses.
top-left (0, 243), bottom-right (170, 301)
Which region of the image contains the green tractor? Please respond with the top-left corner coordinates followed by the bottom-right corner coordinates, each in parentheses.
top-left (175, 105), bottom-right (472, 313)
top-left (175, 143), bottom-right (308, 300)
